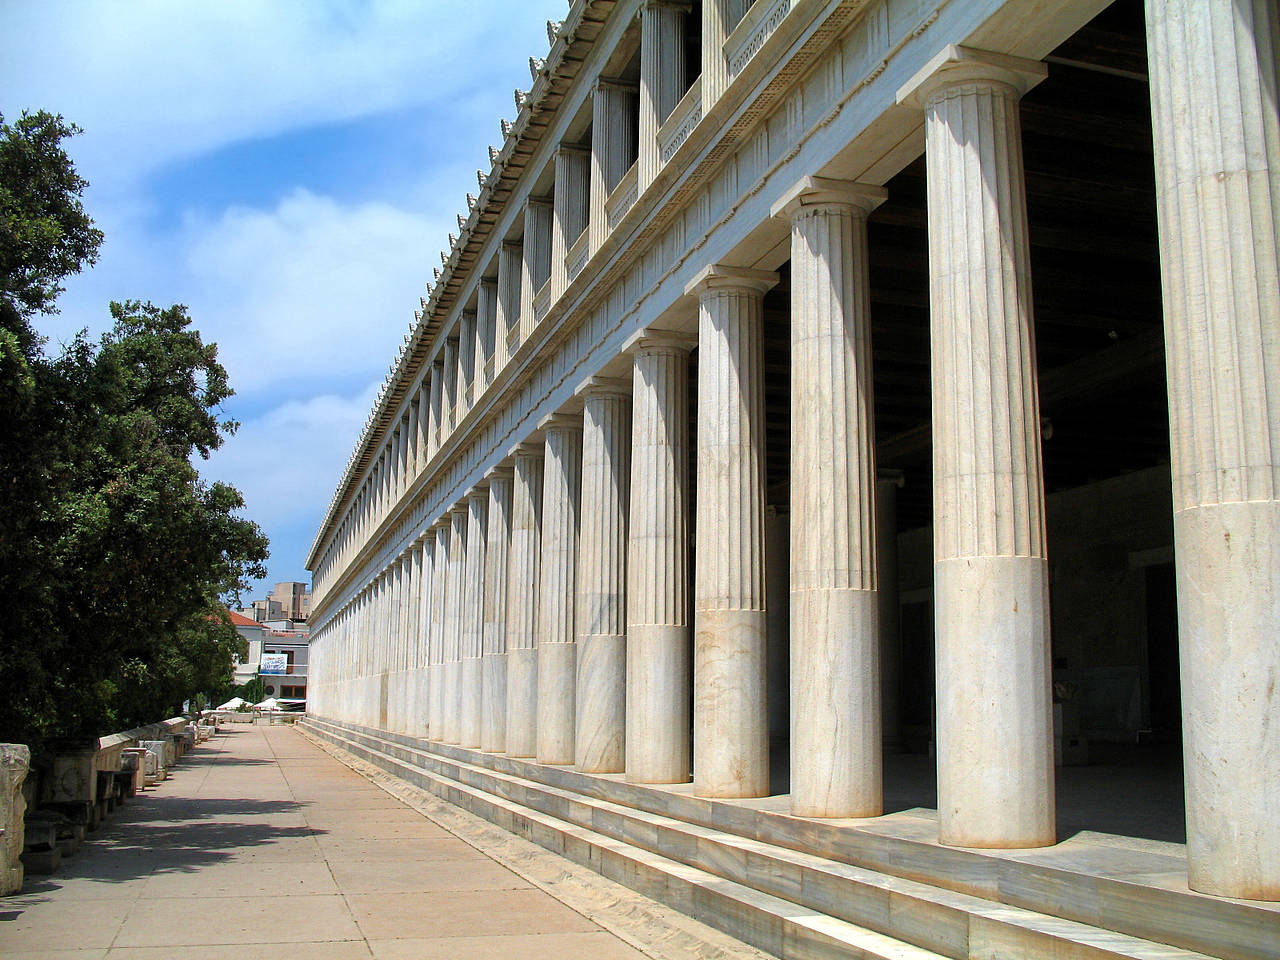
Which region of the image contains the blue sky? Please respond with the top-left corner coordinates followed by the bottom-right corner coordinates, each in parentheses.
top-left (1, 1), bottom-right (559, 605)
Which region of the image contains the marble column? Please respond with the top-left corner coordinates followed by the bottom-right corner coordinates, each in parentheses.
top-left (428, 520), bottom-right (450, 741)
top-left (428, 362), bottom-right (443, 460)
top-left (506, 443), bottom-right (544, 757)
top-left (482, 467), bottom-right (514, 752)
top-left (774, 177), bottom-right (886, 818)
top-left (442, 339), bottom-right (459, 435)
top-left (459, 311), bottom-right (478, 417)
top-left (460, 487), bottom-right (488, 749)
top-left (412, 531), bottom-right (435, 737)
top-left (639, 0), bottom-right (689, 189)
top-left (877, 474), bottom-right (903, 754)
top-left (590, 79), bottom-right (640, 253)
top-left (900, 46), bottom-right (1054, 848)
top-left (476, 279), bottom-right (498, 395)
top-left (443, 507), bottom-right (469, 744)
top-left (627, 334), bottom-right (694, 783)
top-left (537, 415), bottom-right (583, 765)
top-left (575, 380), bottom-right (631, 773)
top-left (520, 199), bottom-right (553, 338)
top-left (416, 384), bottom-right (429, 473)
top-left (551, 145), bottom-right (591, 299)
top-left (702, 0), bottom-right (749, 107)
top-left (688, 265), bottom-right (776, 798)
top-left (1145, 0), bottom-right (1280, 899)
top-left (495, 241), bottom-right (523, 370)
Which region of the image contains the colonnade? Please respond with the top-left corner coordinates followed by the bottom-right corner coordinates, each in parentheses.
top-left (310, 2), bottom-right (1279, 903)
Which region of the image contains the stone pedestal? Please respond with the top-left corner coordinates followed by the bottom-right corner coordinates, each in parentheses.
top-left (537, 417), bottom-right (583, 765)
top-left (627, 336), bottom-right (694, 783)
top-left (576, 380), bottom-right (631, 773)
top-left (900, 46), bottom-right (1055, 849)
top-left (1, 743), bottom-right (29, 894)
top-left (506, 444), bottom-right (545, 757)
top-left (1145, 0), bottom-right (1280, 900)
top-left (775, 178), bottom-right (886, 818)
top-left (689, 265), bottom-right (776, 798)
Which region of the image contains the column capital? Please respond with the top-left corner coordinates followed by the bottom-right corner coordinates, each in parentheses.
top-left (641, 0), bottom-right (691, 10)
top-left (484, 462), bottom-right (515, 482)
top-left (771, 176), bottom-right (887, 222)
top-left (417, 525), bottom-right (437, 543)
top-left (510, 438), bottom-right (546, 460)
top-left (524, 195), bottom-right (553, 213)
top-left (897, 44), bottom-right (1047, 109)
top-left (501, 238), bottom-right (522, 253)
top-left (451, 503), bottom-right (470, 521)
top-left (556, 142), bottom-right (591, 157)
top-left (465, 481), bottom-right (489, 503)
top-left (595, 75), bottom-right (639, 94)
top-left (623, 325), bottom-right (697, 355)
top-left (575, 375), bottom-right (631, 400)
top-left (685, 264), bottom-right (779, 298)
top-left (538, 410), bottom-right (584, 433)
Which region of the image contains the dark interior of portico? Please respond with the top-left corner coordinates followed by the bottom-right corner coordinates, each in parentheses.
top-left (686, 1), bottom-right (1186, 843)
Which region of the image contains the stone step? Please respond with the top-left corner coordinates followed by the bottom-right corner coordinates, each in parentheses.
top-left (301, 718), bottom-right (947, 960)
top-left (305, 716), bottom-right (1278, 960)
top-left (302, 718), bottom-right (1248, 960)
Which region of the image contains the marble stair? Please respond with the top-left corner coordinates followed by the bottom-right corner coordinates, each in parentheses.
top-left (299, 716), bottom-right (1276, 960)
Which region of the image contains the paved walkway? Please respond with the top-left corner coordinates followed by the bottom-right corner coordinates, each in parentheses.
top-left (0, 723), bottom-right (656, 959)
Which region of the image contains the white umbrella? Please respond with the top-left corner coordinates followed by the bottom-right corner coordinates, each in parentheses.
top-left (216, 696), bottom-right (247, 710)
top-left (255, 697), bottom-right (281, 710)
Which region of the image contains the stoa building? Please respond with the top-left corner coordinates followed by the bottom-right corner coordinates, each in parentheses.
top-left (304, 1), bottom-right (1279, 956)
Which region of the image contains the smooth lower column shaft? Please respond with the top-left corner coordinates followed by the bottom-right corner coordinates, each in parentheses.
top-left (627, 337), bottom-right (693, 783)
top-left (482, 469), bottom-right (514, 752)
top-left (690, 266), bottom-right (776, 799)
top-left (506, 444), bottom-right (544, 757)
top-left (443, 506), bottom-right (469, 744)
top-left (1146, 0), bottom-right (1280, 899)
top-left (901, 47), bottom-right (1055, 848)
top-left (428, 521), bottom-right (450, 740)
top-left (778, 179), bottom-right (885, 818)
top-left (576, 382), bottom-right (631, 773)
top-left (537, 416), bottom-right (583, 764)
top-left (460, 488), bottom-right (488, 748)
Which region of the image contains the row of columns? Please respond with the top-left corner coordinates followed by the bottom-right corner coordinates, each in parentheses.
top-left (312, 11), bottom-right (1278, 900)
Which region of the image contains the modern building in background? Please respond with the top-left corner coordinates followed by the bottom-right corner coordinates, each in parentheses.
top-left (301, 1), bottom-right (1278, 955)
top-left (227, 609), bottom-right (310, 702)
top-left (238, 581), bottom-right (312, 625)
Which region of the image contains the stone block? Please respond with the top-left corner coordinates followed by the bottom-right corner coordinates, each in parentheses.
top-left (45, 749), bottom-right (97, 806)
top-left (20, 846), bottom-right (60, 874)
top-left (1, 742), bottom-right (31, 894)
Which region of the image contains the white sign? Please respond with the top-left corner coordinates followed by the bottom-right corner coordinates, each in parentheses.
top-left (260, 653), bottom-right (288, 675)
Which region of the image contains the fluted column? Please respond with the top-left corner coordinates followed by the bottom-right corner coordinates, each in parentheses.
top-left (774, 178), bottom-right (886, 817)
top-left (627, 334), bottom-right (694, 783)
top-left (415, 385), bottom-right (429, 472)
top-left (411, 531), bottom-right (435, 737)
top-left (427, 365), bottom-right (443, 461)
top-left (476, 279), bottom-right (498, 395)
top-left (1146, 0), bottom-right (1280, 900)
top-left (575, 380), bottom-right (631, 773)
top-left (900, 46), bottom-right (1054, 848)
top-left (428, 520), bottom-right (450, 741)
top-left (506, 443), bottom-right (544, 757)
top-left (460, 487), bottom-right (488, 748)
top-left (495, 241), bottom-right (523, 370)
top-left (590, 79), bottom-right (640, 253)
top-left (639, 1), bottom-right (690, 190)
top-left (482, 467), bottom-right (514, 752)
top-left (459, 311), bottom-right (477, 418)
top-left (442, 339), bottom-right (459, 435)
top-left (689, 265), bottom-right (776, 798)
top-left (537, 415), bottom-right (583, 764)
top-left (702, 0), bottom-right (748, 108)
top-left (551, 145), bottom-right (591, 300)
top-left (443, 506), bottom-right (469, 744)
top-left (520, 199), bottom-right (553, 339)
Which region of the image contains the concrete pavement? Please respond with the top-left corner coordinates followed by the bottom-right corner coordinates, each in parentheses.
top-left (0, 723), bottom-right (680, 959)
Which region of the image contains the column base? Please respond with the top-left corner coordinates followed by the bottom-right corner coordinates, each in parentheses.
top-left (627, 623), bottom-right (691, 784)
top-left (935, 555), bottom-right (1055, 849)
top-left (694, 608), bottom-right (769, 799)
top-left (577, 634), bottom-right (626, 773)
top-left (790, 587), bottom-right (882, 818)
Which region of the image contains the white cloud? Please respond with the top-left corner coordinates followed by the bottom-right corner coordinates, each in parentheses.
top-left (180, 187), bottom-right (443, 396)
top-left (1, 1), bottom-right (548, 193)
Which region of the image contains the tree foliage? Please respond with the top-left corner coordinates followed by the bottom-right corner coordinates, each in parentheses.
top-left (0, 111), bottom-right (269, 752)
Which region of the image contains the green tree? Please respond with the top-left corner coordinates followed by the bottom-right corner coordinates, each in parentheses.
top-left (0, 112), bottom-right (269, 752)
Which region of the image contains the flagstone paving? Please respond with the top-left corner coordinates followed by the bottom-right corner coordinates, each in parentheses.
top-left (0, 723), bottom-right (671, 958)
